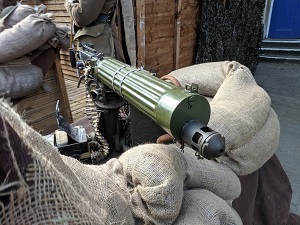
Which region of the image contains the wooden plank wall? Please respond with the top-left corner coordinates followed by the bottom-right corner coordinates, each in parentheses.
top-left (39, 0), bottom-right (87, 121)
top-left (24, 0), bottom-right (86, 122)
top-left (12, 0), bottom-right (84, 133)
top-left (12, 64), bottom-right (69, 135)
top-left (136, 0), bottom-right (200, 77)
top-left (27, 0), bottom-right (200, 78)
top-left (178, 0), bottom-right (199, 68)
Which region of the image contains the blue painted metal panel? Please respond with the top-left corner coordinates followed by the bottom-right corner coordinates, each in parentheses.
top-left (269, 0), bottom-right (300, 38)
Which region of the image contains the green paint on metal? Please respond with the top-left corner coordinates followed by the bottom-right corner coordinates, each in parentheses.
top-left (94, 57), bottom-right (211, 140)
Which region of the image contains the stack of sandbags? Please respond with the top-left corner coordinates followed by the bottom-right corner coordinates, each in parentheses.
top-left (0, 57), bottom-right (43, 99)
top-left (0, 61), bottom-right (279, 224)
top-left (118, 144), bottom-right (242, 224)
top-left (0, 3), bottom-right (70, 99)
top-left (169, 61), bottom-right (279, 176)
top-left (0, 98), bottom-right (242, 225)
top-left (0, 4), bottom-right (47, 31)
top-left (0, 98), bottom-right (135, 225)
top-left (0, 13), bottom-right (56, 62)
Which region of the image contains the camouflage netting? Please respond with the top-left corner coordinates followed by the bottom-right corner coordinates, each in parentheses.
top-left (195, 0), bottom-right (265, 73)
top-left (0, 61), bottom-right (280, 224)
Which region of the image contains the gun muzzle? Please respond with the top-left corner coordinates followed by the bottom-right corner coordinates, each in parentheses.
top-left (181, 120), bottom-right (225, 159)
top-left (93, 57), bottom-right (225, 159)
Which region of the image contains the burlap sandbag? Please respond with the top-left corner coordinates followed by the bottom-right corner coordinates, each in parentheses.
top-left (0, 99), bottom-right (135, 224)
top-left (170, 61), bottom-right (280, 176)
top-left (169, 61), bottom-right (228, 97)
top-left (55, 23), bottom-right (71, 49)
top-left (174, 189), bottom-right (242, 224)
top-left (118, 144), bottom-right (242, 224)
top-left (0, 4), bottom-right (69, 50)
top-left (37, 24), bottom-right (70, 50)
top-left (0, 4), bottom-right (47, 29)
top-left (0, 57), bottom-right (43, 99)
top-left (0, 99), bottom-right (242, 224)
top-left (0, 13), bottom-right (56, 63)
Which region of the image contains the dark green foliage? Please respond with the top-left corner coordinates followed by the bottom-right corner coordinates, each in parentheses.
top-left (195, 0), bottom-right (265, 73)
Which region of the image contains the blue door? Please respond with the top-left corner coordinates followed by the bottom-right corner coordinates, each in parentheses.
top-left (269, 0), bottom-right (300, 38)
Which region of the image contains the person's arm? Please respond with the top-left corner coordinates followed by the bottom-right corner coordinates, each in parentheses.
top-left (64, 0), bottom-right (105, 27)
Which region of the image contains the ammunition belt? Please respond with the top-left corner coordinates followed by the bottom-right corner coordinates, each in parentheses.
top-left (84, 67), bottom-right (109, 164)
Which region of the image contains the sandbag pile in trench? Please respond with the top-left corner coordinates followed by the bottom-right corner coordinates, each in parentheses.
top-left (0, 3), bottom-right (70, 99)
top-left (0, 61), bottom-right (279, 224)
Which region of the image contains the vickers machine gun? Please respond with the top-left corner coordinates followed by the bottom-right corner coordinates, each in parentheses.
top-left (55, 43), bottom-right (225, 164)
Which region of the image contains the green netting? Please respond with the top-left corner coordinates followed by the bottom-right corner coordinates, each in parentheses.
top-left (195, 0), bottom-right (265, 73)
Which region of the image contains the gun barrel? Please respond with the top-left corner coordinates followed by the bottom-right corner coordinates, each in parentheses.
top-left (94, 57), bottom-right (211, 143)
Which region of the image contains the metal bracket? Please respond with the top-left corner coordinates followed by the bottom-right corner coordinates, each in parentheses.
top-left (55, 100), bottom-right (87, 143)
